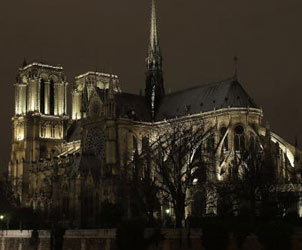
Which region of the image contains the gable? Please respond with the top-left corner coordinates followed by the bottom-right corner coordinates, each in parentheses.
top-left (87, 88), bottom-right (104, 119)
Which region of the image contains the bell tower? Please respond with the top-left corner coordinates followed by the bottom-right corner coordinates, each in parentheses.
top-left (9, 62), bottom-right (69, 204)
top-left (145, 0), bottom-right (165, 120)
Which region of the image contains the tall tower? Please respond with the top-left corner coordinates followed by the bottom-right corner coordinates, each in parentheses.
top-left (71, 72), bottom-right (121, 120)
top-left (145, 0), bottom-right (164, 120)
top-left (9, 62), bottom-right (69, 204)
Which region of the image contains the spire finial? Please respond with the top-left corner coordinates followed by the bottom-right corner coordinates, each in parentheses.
top-left (233, 56), bottom-right (239, 79)
top-left (145, 0), bottom-right (164, 120)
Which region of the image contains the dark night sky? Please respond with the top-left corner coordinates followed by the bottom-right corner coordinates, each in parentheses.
top-left (0, 0), bottom-right (302, 169)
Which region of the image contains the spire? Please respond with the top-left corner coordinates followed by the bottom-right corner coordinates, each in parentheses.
top-left (145, 0), bottom-right (164, 120)
top-left (150, 0), bottom-right (159, 51)
top-left (147, 0), bottom-right (162, 71)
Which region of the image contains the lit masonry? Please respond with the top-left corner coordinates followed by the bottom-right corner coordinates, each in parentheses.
top-left (71, 72), bottom-right (121, 120)
top-left (9, 63), bottom-right (69, 200)
top-left (8, 0), bottom-right (302, 226)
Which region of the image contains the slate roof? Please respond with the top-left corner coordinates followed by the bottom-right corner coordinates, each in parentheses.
top-left (68, 77), bottom-right (258, 126)
top-left (155, 78), bottom-right (258, 121)
top-left (115, 93), bottom-right (152, 121)
top-left (94, 89), bottom-right (152, 121)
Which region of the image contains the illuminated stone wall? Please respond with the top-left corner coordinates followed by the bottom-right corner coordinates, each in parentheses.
top-left (14, 62), bottom-right (68, 116)
top-left (71, 72), bottom-right (120, 120)
top-left (9, 63), bottom-right (69, 204)
top-left (71, 90), bottom-right (82, 120)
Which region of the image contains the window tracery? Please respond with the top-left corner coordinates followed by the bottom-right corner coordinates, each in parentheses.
top-left (234, 125), bottom-right (245, 151)
top-left (84, 128), bottom-right (106, 159)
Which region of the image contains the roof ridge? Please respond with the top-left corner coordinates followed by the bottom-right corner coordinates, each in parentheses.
top-left (165, 77), bottom-right (235, 97)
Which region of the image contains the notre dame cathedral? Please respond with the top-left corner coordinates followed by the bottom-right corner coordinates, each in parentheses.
top-left (8, 0), bottom-right (302, 227)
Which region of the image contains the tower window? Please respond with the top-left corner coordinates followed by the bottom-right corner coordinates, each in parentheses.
top-left (234, 125), bottom-right (245, 151)
top-left (50, 80), bottom-right (55, 115)
top-left (51, 124), bottom-right (56, 138)
top-left (40, 79), bottom-right (45, 114)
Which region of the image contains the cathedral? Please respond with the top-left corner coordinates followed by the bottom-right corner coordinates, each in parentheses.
top-left (8, 0), bottom-right (302, 227)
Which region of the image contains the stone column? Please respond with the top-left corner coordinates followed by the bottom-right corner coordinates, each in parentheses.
top-left (54, 83), bottom-right (59, 116)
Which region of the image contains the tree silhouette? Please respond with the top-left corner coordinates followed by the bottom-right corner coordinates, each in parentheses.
top-left (127, 120), bottom-right (213, 228)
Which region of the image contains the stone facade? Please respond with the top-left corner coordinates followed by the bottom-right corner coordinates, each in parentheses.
top-left (9, 63), bottom-right (69, 202)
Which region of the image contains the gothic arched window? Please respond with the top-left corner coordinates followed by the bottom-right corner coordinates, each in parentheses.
top-left (40, 79), bottom-right (45, 114)
top-left (234, 125), bottom-right (245, 151)
top-left (51, 124), bottom-right (55, 138)
top-left (50, 80), bottom-right (55, 115)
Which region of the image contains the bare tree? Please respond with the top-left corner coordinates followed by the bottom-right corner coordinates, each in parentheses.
top-left (126, 119), bottom-right (298, 228)
top-left (131, 120), bottom-right (213, 228)
top-left (214, 136), bottom-right (297, 220)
